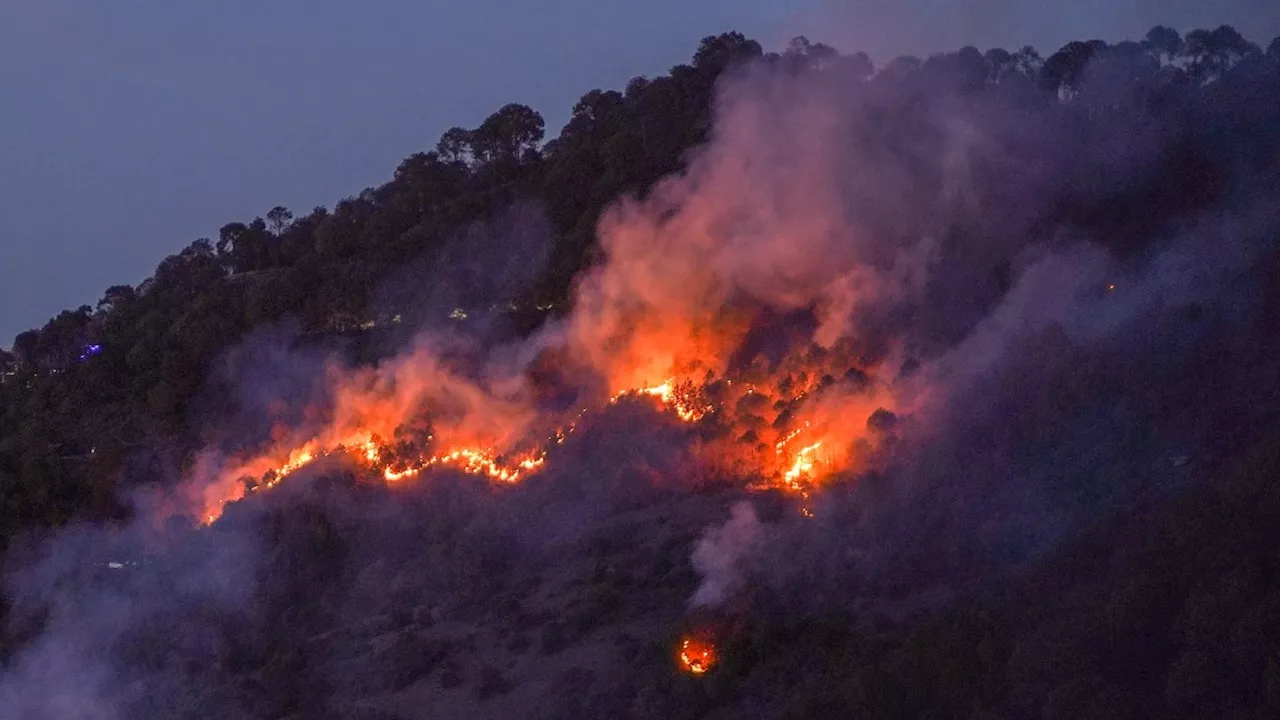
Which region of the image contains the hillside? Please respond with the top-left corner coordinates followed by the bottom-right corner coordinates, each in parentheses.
top-left (2, 26), bottom-right (1280, 719)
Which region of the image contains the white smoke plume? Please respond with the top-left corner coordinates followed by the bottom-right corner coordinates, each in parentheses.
top-left (689, 502), bottom-right (768, 608)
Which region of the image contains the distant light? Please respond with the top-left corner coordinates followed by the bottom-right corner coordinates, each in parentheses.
top-left (1107, 283), bottom-right (1116, 292)
top-left (450, 308), bottom-right (468, 320)
top-left (107, 561), bottom-right (123, 569)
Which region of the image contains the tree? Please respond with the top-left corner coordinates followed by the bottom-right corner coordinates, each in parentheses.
top-left (1185, 25), bottom-right (1259, 79)
top-left (837, 51), bottom-right (874, 81)
top-left (1013, 45), bottom-right (1043, 75)
top-left (692, 32), bottom-right (763, 77)
top-left (471, 103), bottom-right (545, 164)
top-left (12, 330), bottom-right (40, 366)
top-left (881, 55), bottom-right (922, 78)
top-left (96, 285), bottom-right (137, 314)
top-left (559, 89), bottom-right (625, 143)
top-left (266, 206), bottom-right (294, 235)
top-left (436, 126), bottom-right (474, 165)
top-left (624, 76), bottom-right (649, 99)
top-left (215, 220), bottom-right (274, 273)
top-left (923, 46), bottom-right (988, 91)
top-left (781, 36), bottom-right (839, 72)
top-left (985, 48), bottom-right (1023, 85)
top-left (314, 197), bottom-right (371, 259)
top-left (1144, 26), bottom-right (1183, 58)
top-left (216, 222), bottom-right (255, 273)
top-left (1269, 36), bottom-right (1280, 58)
top-left (1041, 39), bottom-right (1108, 93)
top-left (393, 151), bottom-right (464, 217)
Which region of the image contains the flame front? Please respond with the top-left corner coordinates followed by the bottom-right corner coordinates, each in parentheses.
top-left (197, 377), bottom-right (698, 523)
top-left (193, 353), bottom-right (903, 525)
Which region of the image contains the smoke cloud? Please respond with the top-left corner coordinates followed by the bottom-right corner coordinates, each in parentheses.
top-left (690, 502), bottom-right (767, 608)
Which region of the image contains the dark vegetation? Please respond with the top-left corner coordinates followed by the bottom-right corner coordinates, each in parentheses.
top-left (3, 25), bottom-right (1280, 718)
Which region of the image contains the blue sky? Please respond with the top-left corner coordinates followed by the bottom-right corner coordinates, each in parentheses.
top-left (2, 0), bottom-right (1277, 344)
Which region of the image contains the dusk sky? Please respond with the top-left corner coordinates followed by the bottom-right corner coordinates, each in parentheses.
top-left (3, 1), bottom-right (1278, 344)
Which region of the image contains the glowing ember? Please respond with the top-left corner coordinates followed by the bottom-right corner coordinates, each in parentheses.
top-left (678, 637), bottom-right (717, 675)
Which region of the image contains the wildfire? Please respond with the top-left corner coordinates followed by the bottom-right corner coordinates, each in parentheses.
top-left (198, 434), bottom-right (549, 524)
top-left (782, 442), bottom-right (824, 488)
top-left (613, 379), bottom-right (713, 422)
top-left (195, 338), bottom-right (901, 525)
top-left (411, 447), bottom-right (546, 484)
top-left (678, 637), bottom-right (717, 675)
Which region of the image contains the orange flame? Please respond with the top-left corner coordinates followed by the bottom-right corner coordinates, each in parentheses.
top-left (612, 378), bottom-right (712, 423)
top-left (782, 441), bottom-right (824, 488)
top-left (678, 637), bottom-right (717, 675)
top-left (198, 374), bottom-right (705, 523)
top-left (194, 363), bottom-right (901, 525)
top-left (190, 323), bottom-right (911, 526)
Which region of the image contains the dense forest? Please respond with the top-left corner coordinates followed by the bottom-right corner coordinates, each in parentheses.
top-left (2, 25), bottom-right (1280, 719)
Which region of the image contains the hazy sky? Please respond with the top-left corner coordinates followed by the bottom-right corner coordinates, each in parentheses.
top-left (3, 1), bottom-right (1278, 344)
top-left (814, 0), bottom-right (1280, 61)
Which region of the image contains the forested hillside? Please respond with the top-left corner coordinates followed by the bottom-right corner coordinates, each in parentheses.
top-left (0, 31), bottom-right (770, 534)
top-left (2, 26), bottom-right (1280, 719)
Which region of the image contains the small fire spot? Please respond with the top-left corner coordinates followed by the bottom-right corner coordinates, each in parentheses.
top-left (678, 636), bottom-right (717, 675)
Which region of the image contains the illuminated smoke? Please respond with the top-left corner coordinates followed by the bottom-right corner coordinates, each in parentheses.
top-left (157, 48), bottom-right (984, 528)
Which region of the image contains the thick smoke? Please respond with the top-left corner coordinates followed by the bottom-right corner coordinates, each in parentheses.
top-left (557, 65), bottom-right (941, 394)
top-left (657, 48), bottom-right (1280, 612)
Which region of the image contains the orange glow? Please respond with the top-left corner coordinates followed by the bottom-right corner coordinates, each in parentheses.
top-left (782, 441), bottom-right (823, 487)
top-left (186, 301), bottom-right (915, 526)
top-left (194, 358), bottom-right (904, 524)
top-left (678, 637), bottom-right (717, 675)
top-left (612, 378), bottom-right (713, 423)
top-left (171, 73), bottom-right (945, 531)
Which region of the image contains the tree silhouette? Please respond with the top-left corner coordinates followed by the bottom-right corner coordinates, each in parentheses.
top-left (692, 31), bottom-right (763, 76)
top-left (1041, 39), bottom-right (1108, 92)
top-left (1185, 25), bottom-right (1259, 79)
top-left (436, 126), bottom-right (474, 165)
top-left (266, 206), bottom-right (293, 235)
top-left (1144, 25), bottom-right (1183, 58)
top-left (471, 103), bottom-right (545, 164)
